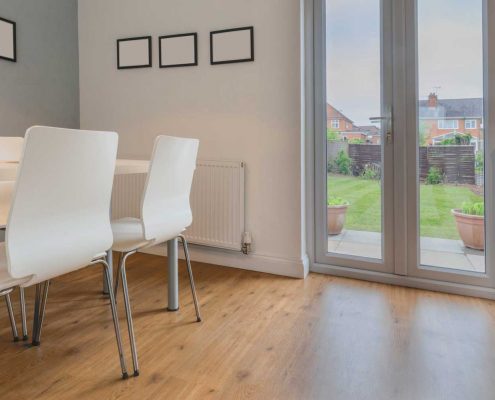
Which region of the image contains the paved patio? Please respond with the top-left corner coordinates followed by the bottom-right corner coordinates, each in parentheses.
top-left (328, 230), bottom-right (485, 273)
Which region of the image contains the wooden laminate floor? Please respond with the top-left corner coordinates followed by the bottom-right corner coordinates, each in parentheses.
top-left (1, 253), bottom-right (495, 399)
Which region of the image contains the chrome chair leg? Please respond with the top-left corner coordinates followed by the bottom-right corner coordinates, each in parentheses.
top-left (32, 281), bottom-right (50, 346)
top-left (178, 234), bottom-right (202, 322)
top-left (91, 258), bottom-right (129, 380)
top-left (19, 288), bottom-right (28, 341)
top-left (113, 252), bottom-right (122, 300)
top-left (31, 284), bottom-right (41, 346)
top-left (119, 251), bottom-right (139, 376)
top-left (5, 293), bottom-right (19, 342)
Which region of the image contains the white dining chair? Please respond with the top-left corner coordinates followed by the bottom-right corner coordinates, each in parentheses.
top-left (0, 138), bottom-right (29, 342)
top-left (4, 126), bottom-right (130, 379)
top-left (0, 251), bottom-right (31, 342)
top-left (111, 135), bottom-right (201, 377)
top-left (0, 137), bottom-right (24, 162)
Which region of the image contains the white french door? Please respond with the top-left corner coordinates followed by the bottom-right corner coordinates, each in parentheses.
top-left (314, 0), bottom-right (495, 291)
top-left (315, 0), bottom-right (395, 274)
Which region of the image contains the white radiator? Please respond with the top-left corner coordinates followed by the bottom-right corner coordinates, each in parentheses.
top-left (111, 160), bottom-right (246, 251)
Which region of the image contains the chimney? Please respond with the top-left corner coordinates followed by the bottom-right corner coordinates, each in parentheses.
top-left (428, 92), bottom-right (438, 108)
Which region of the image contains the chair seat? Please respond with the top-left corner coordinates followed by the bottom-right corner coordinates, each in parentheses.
top-left (0, 243), bottom-right (31, 292)
top-left (111, 218), bottom-right (154, 253)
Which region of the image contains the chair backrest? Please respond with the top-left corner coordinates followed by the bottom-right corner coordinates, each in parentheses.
top-left (0, 137), bottom-right (24, 162)
top-left (141, 135), bottom-right (199, 243)
top-left (0, 181), bottom-right (14, 228)
top-left (6, 126), bottom-right (118, 284)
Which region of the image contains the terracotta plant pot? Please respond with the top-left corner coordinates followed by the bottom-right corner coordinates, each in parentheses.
top-left (327, 205), bottom-right (348, 235)
top-left (451, 209), bottom-right (484, 250)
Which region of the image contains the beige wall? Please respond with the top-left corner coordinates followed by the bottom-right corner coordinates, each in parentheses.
top-left (78, 0), bottom-right (307, 277)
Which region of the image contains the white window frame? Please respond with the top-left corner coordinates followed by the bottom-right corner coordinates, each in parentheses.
top-left (437, 119), bottom-right (459, 130)
top-left (465, 119), bottom-right (477, 129)
top-left (331, 119), bottom-right (340, 129)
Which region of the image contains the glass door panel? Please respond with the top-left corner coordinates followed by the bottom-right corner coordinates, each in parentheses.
top-left (326, 0), bottom-right (384, 261)
top-left (416, 0), bottom-right (486, 273)
top-left (316, 0), bottom-right (394, 274)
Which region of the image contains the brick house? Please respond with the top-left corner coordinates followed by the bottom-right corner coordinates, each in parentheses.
top-left (327, 104), bottom-right (381, 144)
top-left (419, 93), bottom-right (483, 149)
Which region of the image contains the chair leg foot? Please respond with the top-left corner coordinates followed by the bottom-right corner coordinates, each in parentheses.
top-left (122, 372), bottom-right (129, 380)
top-left (133, 370), bottom-right (140, 377)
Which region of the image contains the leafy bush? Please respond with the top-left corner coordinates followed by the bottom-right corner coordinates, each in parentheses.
top-left (348, 138), bottom-right (365, 144)
top-left (426, 167), bottom-right (443, 185)
top-left (361, 164), bottom-right (380, 180)
top-left (475, 151), bottom-right (484, 173)
top-left (327, 129), bottom-right (339, 141)
top-left (461, 201), bottom-right (484, 216)
top-left (328, 196), bottom-right (349, 206)
top-left (418, 122), bottom-right (429, 146)
top-left (439, 133), bottom-right (472, 145)
top-left (334, 150), bottom-right (352, 175)
top-left (327, 160), bottom-right (334, 173)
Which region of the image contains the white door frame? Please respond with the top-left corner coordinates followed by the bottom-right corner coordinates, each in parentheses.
top-left (314, 0), bottom-right (396, 274)
top-left (307, 0), bottom-right (495, 298)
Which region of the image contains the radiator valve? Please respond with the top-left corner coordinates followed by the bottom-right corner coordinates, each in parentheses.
top-left (242, 232), bottom-right (252, 255)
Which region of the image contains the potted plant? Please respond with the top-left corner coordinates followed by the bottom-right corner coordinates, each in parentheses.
top-left (451, 202), bottom-right (484, 250)
top-left (327, 197), bottom-right (349, 235)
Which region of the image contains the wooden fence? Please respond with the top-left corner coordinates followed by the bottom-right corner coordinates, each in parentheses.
top-left (347, 144), bottom-right (475, 184)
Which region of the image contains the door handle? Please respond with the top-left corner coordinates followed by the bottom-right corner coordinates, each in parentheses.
top-left (386, 130), bottom-right (393, 144)
top-left (370, 114), bottom-right (393, 144)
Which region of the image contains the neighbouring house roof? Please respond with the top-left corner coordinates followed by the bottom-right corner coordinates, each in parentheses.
top-left (418, 98), bottom-right (483, 119)
top-left (357, 125), bottom-right (380, 136)
top-left (327, 104), bottom-right (354, 125)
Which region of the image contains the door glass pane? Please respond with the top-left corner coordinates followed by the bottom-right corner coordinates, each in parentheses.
top-left (417, 0), bottom-right (485, 272)
top-left (326, 0), bottom-right (383, 259)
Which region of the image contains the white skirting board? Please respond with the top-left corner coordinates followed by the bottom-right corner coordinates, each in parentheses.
top-left (141, 243), bottom-right (309, 279)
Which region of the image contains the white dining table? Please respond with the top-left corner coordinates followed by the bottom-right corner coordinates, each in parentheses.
top-left (0, 159), bottom-right (180, 311)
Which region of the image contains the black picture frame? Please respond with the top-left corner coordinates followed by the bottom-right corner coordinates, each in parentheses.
top-left (159, 32), bottom-right (198, 68)
top-left (0, 16), bottom-right (16, 62)
top-left (117, 36), bottom-right (152, 70)
top-left (210, 26), bottom-right (254, 65)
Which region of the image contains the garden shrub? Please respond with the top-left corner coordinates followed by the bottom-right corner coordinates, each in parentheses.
top-left (327, 129), bottom-right (339, 141)
top-left (439, 133), bottom-right (472, 145)
top-left (348, 138), bottom-right (365, 144)
top-left (361, 164), bottom-right (380, 180)
top-left (426, 167), bottom-right (442, 185)
top-left (334, 150), bottom-right (351, 175)
top-left (475, 151), bottom-right (484, 174)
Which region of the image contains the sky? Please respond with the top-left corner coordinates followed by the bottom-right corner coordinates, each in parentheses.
top-left (326, 0), bottom-right (484, 126)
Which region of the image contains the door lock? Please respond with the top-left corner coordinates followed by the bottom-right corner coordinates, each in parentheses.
top-left (386, 130), bottom-right (393, 144)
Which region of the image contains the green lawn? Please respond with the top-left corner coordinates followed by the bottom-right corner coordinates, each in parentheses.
top-left (328, 174), bottom-right (483, 239)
